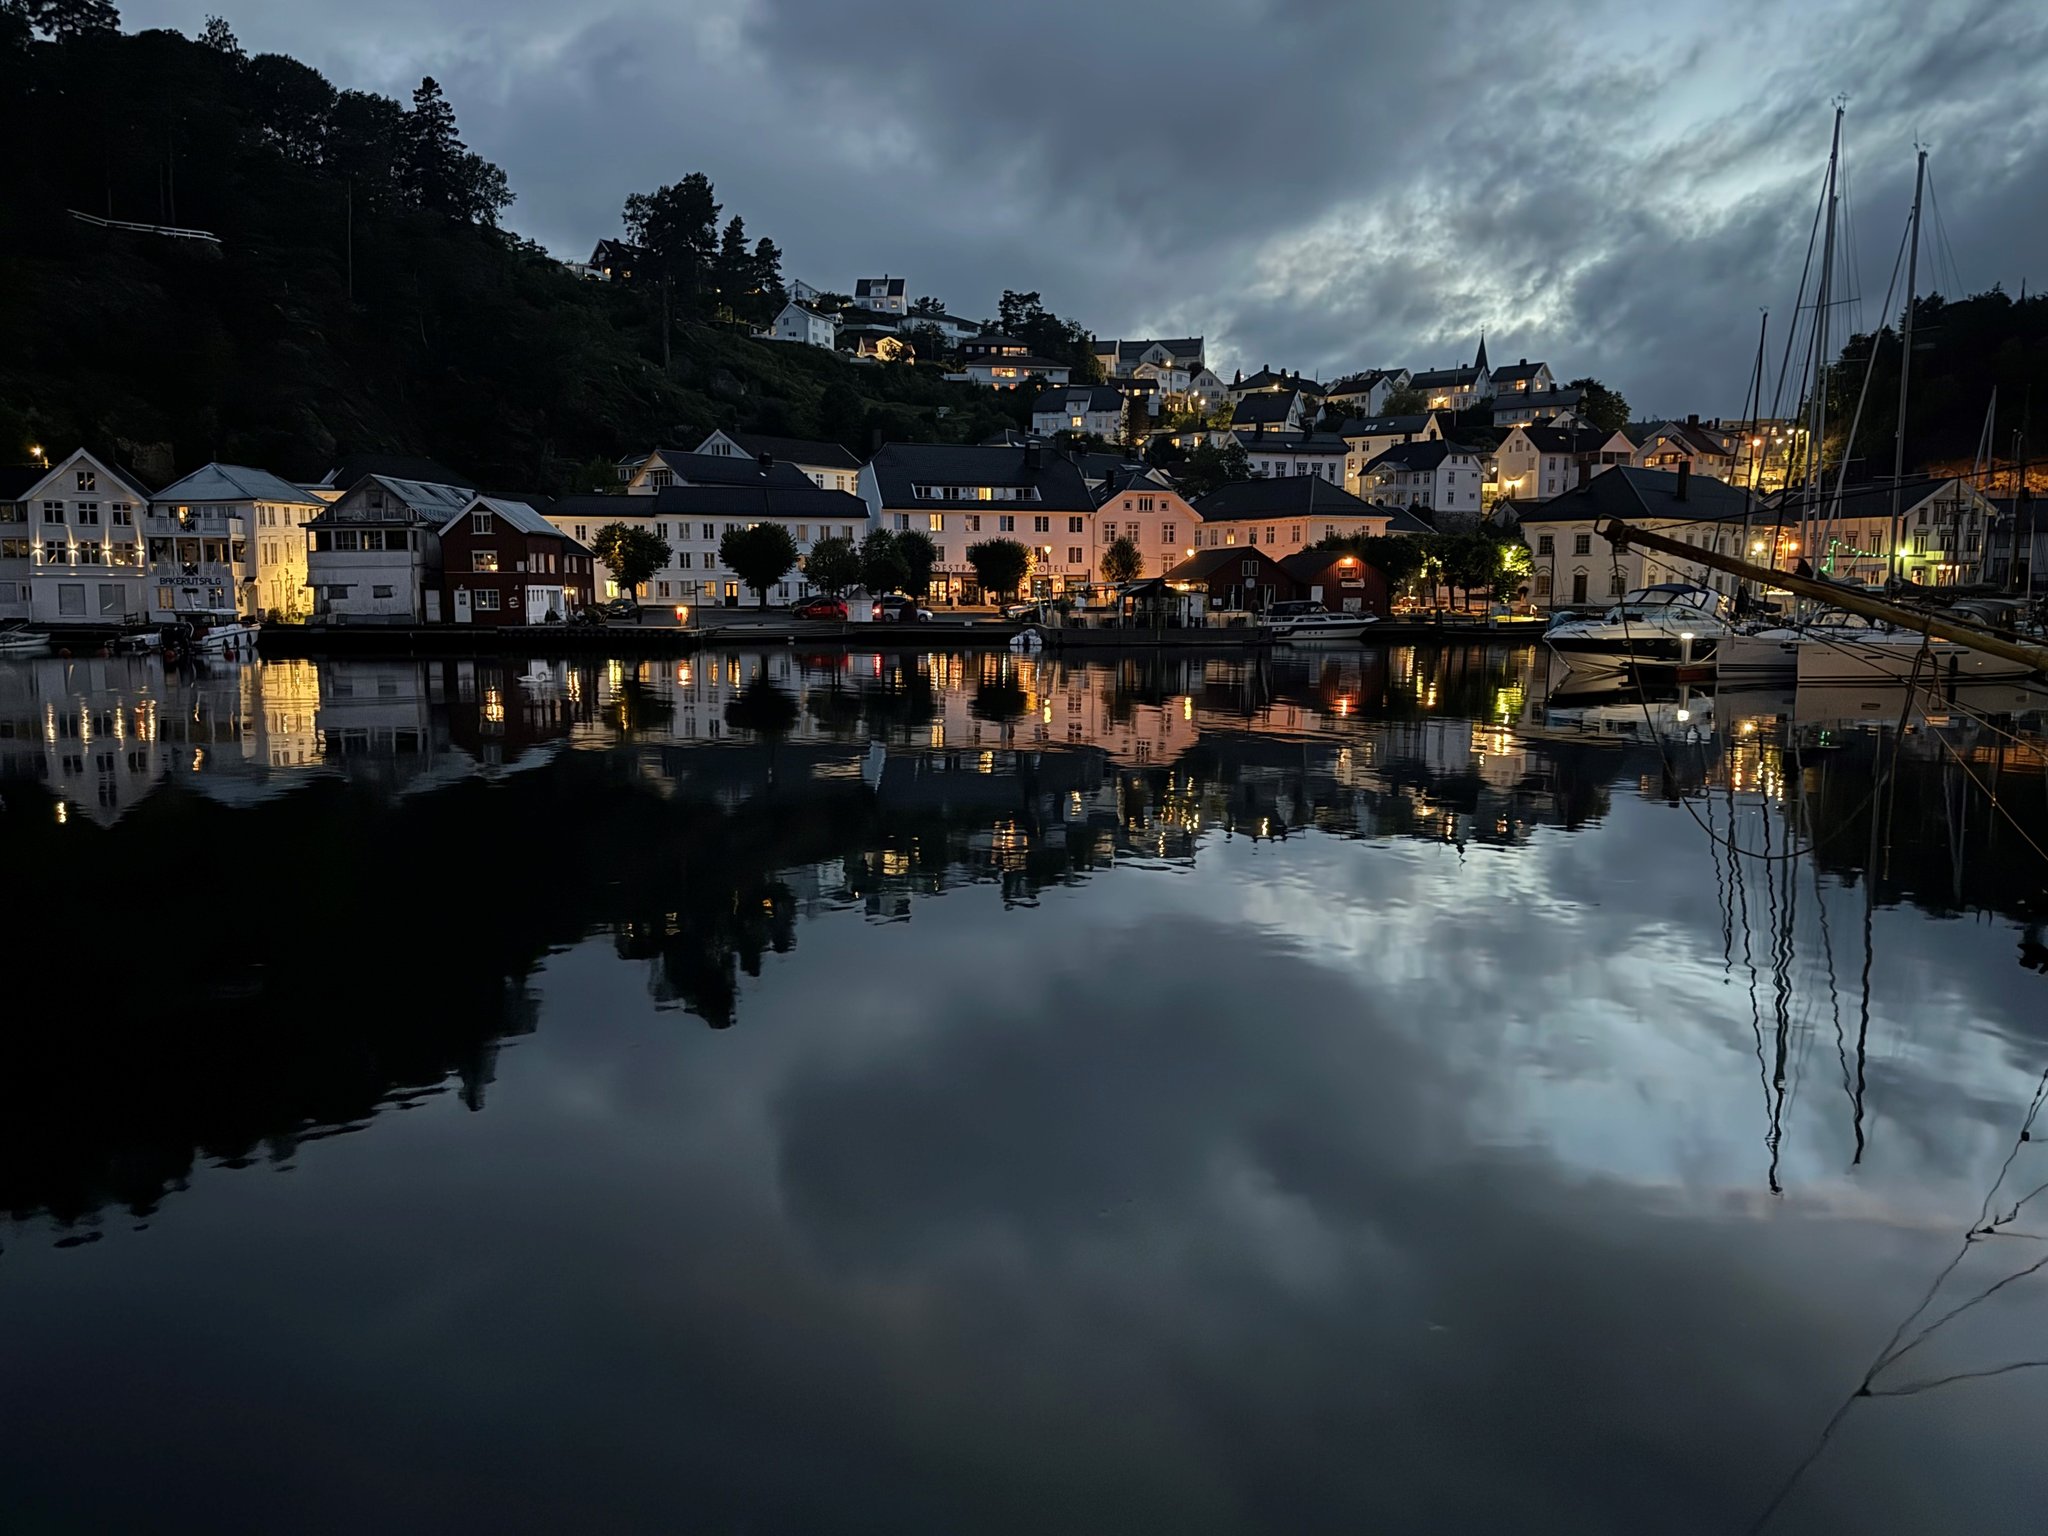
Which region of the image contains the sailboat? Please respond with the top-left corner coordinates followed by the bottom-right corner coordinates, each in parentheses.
top-left (1724, 134), bottom-right (2034, 685)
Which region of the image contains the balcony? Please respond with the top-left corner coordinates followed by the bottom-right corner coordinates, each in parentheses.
top-left (144, 509), bottom-right (246, 538)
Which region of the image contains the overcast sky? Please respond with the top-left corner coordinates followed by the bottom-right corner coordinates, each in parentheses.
top-left (126, 0), bottom-right (2048, 416)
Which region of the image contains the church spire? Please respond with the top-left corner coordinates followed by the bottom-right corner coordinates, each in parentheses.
top-left (1474, 330), bottom-right (1489, 374)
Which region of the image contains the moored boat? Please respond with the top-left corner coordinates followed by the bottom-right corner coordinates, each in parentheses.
top-left (1263, 601), bottom-right (1379, 645)
top-left (0, 621), bottom-right (51, 658)
top-left (1543, 584), bottom-right (1729, 675)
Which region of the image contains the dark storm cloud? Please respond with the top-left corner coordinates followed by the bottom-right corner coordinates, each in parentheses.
top-left (124, 0), bottom-right (2048, 410)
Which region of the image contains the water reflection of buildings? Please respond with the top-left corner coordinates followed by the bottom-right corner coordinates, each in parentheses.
top-left (0, 656), bottom-right (590, 820)
top-left (9, 643), bottom-right (2046, 1234)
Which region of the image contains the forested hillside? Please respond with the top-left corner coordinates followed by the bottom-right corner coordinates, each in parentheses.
top-left (0, 4), bottom-right (1028, 489)
top-left (1820, 288), bottom-right (2047, 486)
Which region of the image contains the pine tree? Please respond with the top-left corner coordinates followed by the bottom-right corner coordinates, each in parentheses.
top-left (198, 13), bottom-right (242, 58)
top-left (714, 214), bottom-right (750, 316)
top-left (401, 77), bottom-right (463, 214)
top-left (750, 236), bottom-right (786, 323)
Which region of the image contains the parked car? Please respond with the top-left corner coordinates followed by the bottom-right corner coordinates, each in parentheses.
top-left (874, 594), bottom-right (934, 623)
top-left (599, 596), bottom-right (640, 620)
top-left (792, 595), bottom-right (849, 621)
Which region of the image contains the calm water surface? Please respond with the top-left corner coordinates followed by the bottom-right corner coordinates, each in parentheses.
top-left (5, 645), bottom-right (2048, 1534)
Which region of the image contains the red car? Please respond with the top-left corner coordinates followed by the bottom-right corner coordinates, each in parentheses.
top-left (792, 595), bottom-right (849, 621)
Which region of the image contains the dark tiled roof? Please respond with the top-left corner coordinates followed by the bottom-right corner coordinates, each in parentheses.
top-left (712, 432), bottom-right (862, 471)
top-left (1408, 365), bottom-right (1481, 389)
top-left (1516, 426), bottom-right (1618, 454)
top-left (1194, 475), bottom-right (1380, 522)
top-left (1233, 368), bottom-right (1323, 395)
top-left (1639, 420), bottom-right (1737, 457)
top-left (1233, 430), bottom-right (1347, 456)
top-left (551, 486), bottom-right (867, 520)
top-left (1164, 546), bottom-right (1292, 582)
top-left (1105, 337), bottom-right (1205, 365)
top-left (1339, 415), bottom-right (1435, 438)
top-left (651, 450), bottom-right (815, 489)
top-left (1366, 440), bottom-right (1478, 472)
top-left (1489, 361), bottom-right (1549, 384)
top-left (1516, 466), bottom-right (1767, 524)
top-left (323, 453), bottom-right (476, 492)
top-left (1033, 385), bottom-right (1125, 414)
top-left (867, 442), bottom-right (1096, 511)
top-left (1229, 392), bottom-right (1302, 427)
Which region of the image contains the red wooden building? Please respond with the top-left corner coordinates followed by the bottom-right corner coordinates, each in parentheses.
top-left (1161, 546), bottom-right (1304, 613)
top-left (1279, 550), bottom-right (1393, 615)
top-left (437, 496), bottom-right (595, 626)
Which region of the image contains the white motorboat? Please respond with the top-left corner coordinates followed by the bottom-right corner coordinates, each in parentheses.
top-left (0, 621), bottom-right (51, 658)
top-left (1543, 584), bottom-right (1729, 674)
top-left (1720, 611), bottom-right (2036, 685)
top-left (1264, 601), bottom-right (1379, 644)
top-left (188, 609), bottom-right (261, 660)
top-left (1791, 621), bottom-right (2036, 685)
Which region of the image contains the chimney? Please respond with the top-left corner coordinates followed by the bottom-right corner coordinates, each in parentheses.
top-left (1686, 412), bottom-right (1700, 427)
top-left (757, 451), bottom-right (774, 477)
top-left (1023, 440), bottom-right (1041, 473)
top-left (1675, 460), bottom-right (1691, 501)
top-left (870, 427), bottom-right (883, 456)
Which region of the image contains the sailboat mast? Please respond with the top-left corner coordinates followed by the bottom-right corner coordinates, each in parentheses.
top-left (1888, 147), bottom-right (1927, 586)
top-left (1738, 310), bottom-right (1768, 608)
top-left (1803, 105), bottom-right (1844, 569)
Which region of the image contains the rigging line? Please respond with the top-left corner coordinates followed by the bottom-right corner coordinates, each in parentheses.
top-left (1771, 147), bottom-right (1834, 414)
top-left (1880, 1251), bottom-right (2048, 1371)
top-left (1821, 211), bottom-right (1915, 535)
top-left (1865, 1359), bottom-right (2048, 1398)
top-left (1923, 724), bottom-right (2048, 871)
top-left (1924, 163), bottom-right (1966, 299)
top-left (1745, 1065), bottom-right (2048, 1534)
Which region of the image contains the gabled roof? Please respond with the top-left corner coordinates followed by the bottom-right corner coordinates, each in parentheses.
top-left (440, 494), bottom-right (579, 544)
top-left (1489, 360), bottom-right (1550, 385)
top-left (1515, 425), bottom-right (1623, 455)
top-left (1102, 337), bottom-right (1205, 365)
top-left (27, 448), bottom-right (155, 501)
top-left (1366, 440), bottom-right (1472, 473)
top-left (1323, 368), bottom-right (1402, 396)
top-left (855, 276), bottom-right (907, 297)
top-left (867, 442), bottom-right (1095, 511)
top-left (314, 474), bottom-right (475, 522)
top-left (1516, 466), bottom-right (1765, 525)
top-left (1096, 462), bottom-right (1178, 499)
top-left (1194, 475), bottom-right (1381, 522)
top-left (702, 431), bottom-right (862, 471)
top-left (1164, 546), bottom-right (1293, 582)
top-left (1637, 419), bottom-right (1737, 457)
top-left (647, 450), bottom-right (815, 489)
top-left (1033, 385), bottom-right (1124, 414)
top-left (1229, 392), bottom-right (1303, 427)
top-left (1233, 367), bottom-right (1323, 395)
top-left (549, 485), bottom-right (870, 522)
top-left (1339, 414), bottom-right (1435, 438)
top-left (1409, 365), bottom-right (1482, 389)
top-left (321, 453), bottom-right (476, 492)
top-left (153, 462), bottom-right (326, 507)
top-left (1232, 430), bottom-right (1347, 456)
top-left (777, 299), bottom-right (835, 324)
